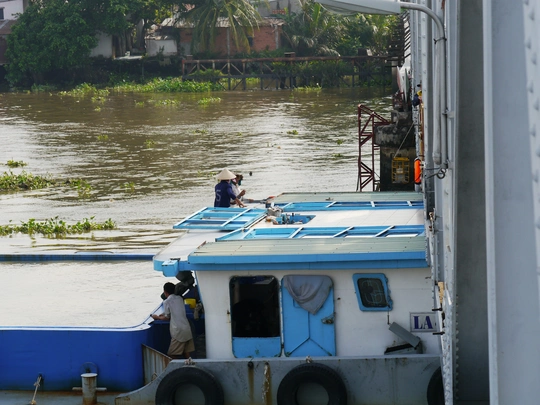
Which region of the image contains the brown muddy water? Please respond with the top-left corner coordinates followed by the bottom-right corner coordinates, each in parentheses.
top-left (0, 87), bottom-right (391, 326)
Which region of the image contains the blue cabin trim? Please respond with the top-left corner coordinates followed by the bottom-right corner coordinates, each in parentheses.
top-left (232, 337), bottom-right (282, 358)
top-left (188, 251), bottom-right (426, 265)
top-left (156, 255), bottom-right (427, 276)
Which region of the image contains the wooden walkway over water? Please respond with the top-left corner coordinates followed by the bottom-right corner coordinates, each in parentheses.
top-left (181, 55), bottom-right (391, 90)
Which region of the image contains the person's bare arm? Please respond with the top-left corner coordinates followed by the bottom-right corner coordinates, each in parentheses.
top-left (151, 313), bottom-right (170, 321)
top-left (234, 198), bottom-right (246, 207)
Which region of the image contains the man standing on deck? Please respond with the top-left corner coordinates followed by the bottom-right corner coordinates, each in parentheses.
top-left (151, 282), bottom-right (194, 359)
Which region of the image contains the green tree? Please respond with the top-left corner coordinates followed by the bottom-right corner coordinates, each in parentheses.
top-left (90, 0), bottom-right (178, 54)
top-left (6, 0), bottom-right (97, 85)
top-left (282, 0), bottom-right (342, 57)
top-left (5, 0), bottom-right (177, 85)
top-left (335, 14), bottom-right (373, 56)
top-left (363, 14), bottom-right (400, 56)
top-left (182, 0), bottom-right (264, 55)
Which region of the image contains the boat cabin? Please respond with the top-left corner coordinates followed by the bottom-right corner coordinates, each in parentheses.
top-left (117, 192), bottom-right (443, 405)
top-left (154, 192), bottom-right (440, 359)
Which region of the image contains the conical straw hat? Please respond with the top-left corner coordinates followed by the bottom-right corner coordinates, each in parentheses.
top-left (216, 168), bottom-right (236, 180)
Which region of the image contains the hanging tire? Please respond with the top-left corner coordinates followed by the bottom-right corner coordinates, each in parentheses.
top-left (155, 366), bottom-right (224, 405)
top-left (426, 367), bottom-right (444, 405)
top-left (277, 363), bottom-right (347, 405)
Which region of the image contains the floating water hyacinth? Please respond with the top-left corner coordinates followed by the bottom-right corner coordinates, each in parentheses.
top-left (0, 217), bottom-right (116, 237)
top-left (198, 97), bottom-right (222, 105)
top-left (0, 171), bottom-right (55, 191)
top-left (6, 160), bottom-right (27, 168)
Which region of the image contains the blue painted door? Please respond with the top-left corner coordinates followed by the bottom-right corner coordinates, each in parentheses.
top-left (281, 282), bottom-right (336, 357)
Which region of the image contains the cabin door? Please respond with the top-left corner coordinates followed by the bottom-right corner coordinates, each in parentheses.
top-left (281, 276), bottom-right (336, 357)
top-left (230, 276), bottom-right (282, 358)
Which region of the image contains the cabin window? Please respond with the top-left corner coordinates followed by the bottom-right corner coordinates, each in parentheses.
top-left (353, 273), bottom-right (393, 311)
top-left (229, 276), bottom-right (280, 338)
top-left (0, 8), bottom-right (4, 20)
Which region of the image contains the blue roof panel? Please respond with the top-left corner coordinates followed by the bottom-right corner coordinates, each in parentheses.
top-left (173, 207), bottom-right (266, 231)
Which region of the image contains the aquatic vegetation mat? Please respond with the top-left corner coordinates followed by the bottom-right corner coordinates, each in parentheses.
top-left (0, 170), bottom-right (96, 198)
top-left (0, 217), bottom-right (116, 237)
top-left (0, 170), bottom-right (56, 190)
top-left (6, 160), bottom-right (28, 168)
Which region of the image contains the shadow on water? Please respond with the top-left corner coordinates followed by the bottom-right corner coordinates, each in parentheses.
top-left (0, 87), bottom-right (392, 254)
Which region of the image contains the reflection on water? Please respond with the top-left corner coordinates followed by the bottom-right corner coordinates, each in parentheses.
top-left (0, 88), bottom-right (391, 253)
top-left (0, 87), bottom-right (390, 327)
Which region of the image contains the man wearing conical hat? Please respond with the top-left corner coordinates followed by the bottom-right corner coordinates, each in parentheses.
top-left (214, 169), bottom-right (246, 208)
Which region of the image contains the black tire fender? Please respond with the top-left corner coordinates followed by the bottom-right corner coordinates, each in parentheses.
top-left (155, 366), bottom-right (224, 405)
top-left (277, 362), bottom-right (347, 405)
top-left (426, 367), bottom-right (444, 405)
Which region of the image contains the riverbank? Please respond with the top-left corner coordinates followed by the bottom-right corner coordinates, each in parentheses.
top-left (0, 55), bottom-right (391, 92)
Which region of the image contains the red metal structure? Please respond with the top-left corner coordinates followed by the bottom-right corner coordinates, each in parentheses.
top-left (357, 105), bottom-right (390, 191)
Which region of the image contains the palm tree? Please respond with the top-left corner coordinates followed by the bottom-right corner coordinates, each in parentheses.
top-left (363, 14), bottom-right (400, 56)
top-left (282, 0), bottom-right (342, 56)
top-left (183, 0), bottom-right (264, 55)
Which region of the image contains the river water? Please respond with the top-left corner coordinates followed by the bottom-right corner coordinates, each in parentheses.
top-left (0, 87), bottom-right (391, 326)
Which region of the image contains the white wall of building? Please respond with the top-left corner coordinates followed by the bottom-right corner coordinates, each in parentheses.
top-left (89, 32), bottom-right (114, 58)
top-left (146, 38), bottom-right (177, 57)
top-left (0, 0), bottom-right (25, 19)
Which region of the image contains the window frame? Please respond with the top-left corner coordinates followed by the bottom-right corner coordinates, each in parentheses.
top-left (353, 273), bottom-right (393, 311)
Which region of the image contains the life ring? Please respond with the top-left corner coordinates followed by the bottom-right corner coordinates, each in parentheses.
top-left (426, 367), bottom-right (444, 405)
top-left (155, 366), bottom-right (224, 405)
top-left (277, 363), bottom-right (347, 405)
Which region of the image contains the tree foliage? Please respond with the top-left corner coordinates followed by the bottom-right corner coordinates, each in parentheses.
top-left (4, 0), bottom-right (402, 86)
top-left (6, 0), bottom-right (97, 85)
top-left (283, 1), bottom-right (402, 57)
top-left (362, 14), bottom-right (401, 56)
top-left (282, 0), bottom-right (342, 56)
top-left (334, 14), bottom-right (374, 56)
top-left (5, 0), bottom-right (176, 86)
top-left (182, 0), bottom-right (264, 54)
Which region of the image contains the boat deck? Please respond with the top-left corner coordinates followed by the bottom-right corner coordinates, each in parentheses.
top-left (0, 390), bottom-right (122, 405)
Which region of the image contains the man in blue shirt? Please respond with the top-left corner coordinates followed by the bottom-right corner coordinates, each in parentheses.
top-left (214, 168), bottom-right (245, 208)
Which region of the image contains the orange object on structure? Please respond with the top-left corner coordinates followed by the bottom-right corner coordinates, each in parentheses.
top-left (414, 158), bottom-right (422, 185)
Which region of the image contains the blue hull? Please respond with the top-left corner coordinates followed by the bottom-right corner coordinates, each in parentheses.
top-left (0, 323), bottom-right (170, 391)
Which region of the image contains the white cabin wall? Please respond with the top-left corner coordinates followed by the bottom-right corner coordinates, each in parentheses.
top-left (195, 272), bottom-right (234, 359)
top-left (196, 268), bottom-right (438, 359)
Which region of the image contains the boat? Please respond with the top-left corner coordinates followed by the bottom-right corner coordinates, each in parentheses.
top-left (4, 1), bottom-right (540, 404)
top-left (0, 192), bottom-right (443, 405)
top-left (114, 191), bottom-right (443, 405)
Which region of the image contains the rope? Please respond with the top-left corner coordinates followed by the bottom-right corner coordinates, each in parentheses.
top-left (394, 122), bottom-right (415, 157)
top-left (30, 375), bottom-right (42, 405)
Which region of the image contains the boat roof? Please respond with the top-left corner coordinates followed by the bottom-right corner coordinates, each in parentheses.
top-left (269, 191), bottom-right (422, 206)
top-left (154, 192), bottom-right (427, 276)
